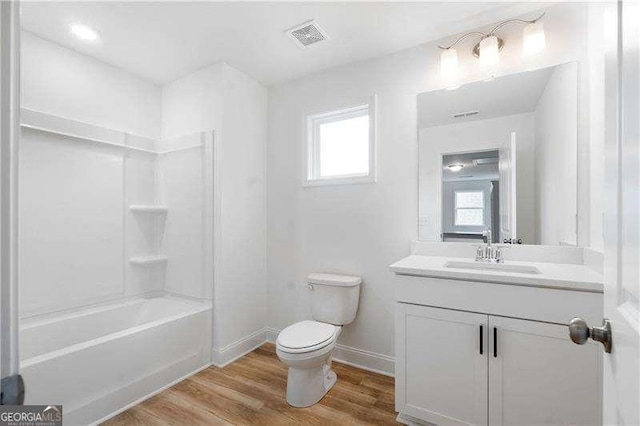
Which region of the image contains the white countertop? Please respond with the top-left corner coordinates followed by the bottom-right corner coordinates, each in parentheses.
top-left (389, 255), bottom-right (604, 293)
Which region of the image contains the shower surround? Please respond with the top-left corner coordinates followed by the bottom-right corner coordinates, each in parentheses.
top-left (18, 109), bottom-right (214, 424)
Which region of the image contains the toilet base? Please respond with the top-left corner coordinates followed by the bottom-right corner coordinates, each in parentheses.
top-left (286, 363), bottom-right (337, 407)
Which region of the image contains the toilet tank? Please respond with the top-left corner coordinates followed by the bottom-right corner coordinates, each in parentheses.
top-left (308, 273), bottom-right (361, 325)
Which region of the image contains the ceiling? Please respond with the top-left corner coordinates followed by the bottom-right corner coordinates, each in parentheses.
top-left (20, 2), bottom-right (546, 86)
top-left (418, 64), bottom-right (554, 129)
top-left (442, 150), bottom-right (499, 182)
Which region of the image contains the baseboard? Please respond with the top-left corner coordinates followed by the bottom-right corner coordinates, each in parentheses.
top-left (266, 327), bottom-right (394, 377)
top-left (396, 412), bottom-right (430, 425)
top-left (266, 327), bottom-right (280, 343)
top-left (332, 344), bottom-right (395, 377)
top-left (212, 328), bottom-right (267, 368)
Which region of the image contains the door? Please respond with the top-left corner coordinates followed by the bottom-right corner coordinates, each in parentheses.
top-left (498, 132), bottom-right (517, 242)
top-left (601, 1), bottom-right (640, 424)
top-left (488, 317), bottom-right (601, 426)
top-left (0, 0), bottom-right (23, 404)
top-left (396, 304), bottom-right (488, 426)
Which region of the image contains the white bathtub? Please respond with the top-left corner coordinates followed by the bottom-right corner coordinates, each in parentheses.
top-left (20, 296), bottom-right (212, 425)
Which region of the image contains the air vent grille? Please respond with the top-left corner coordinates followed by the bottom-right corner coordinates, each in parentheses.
top-left (286, 20), bottom-right (329, 48)
top-left (473, 157), bottom-right (499, 166)
top-left (453, 110), bottom-right (480, 119)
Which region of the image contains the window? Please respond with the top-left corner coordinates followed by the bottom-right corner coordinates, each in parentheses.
top-left (455, 190), bottom-right (485, 226)
top-left (306, 101), bottom-right (375, 185)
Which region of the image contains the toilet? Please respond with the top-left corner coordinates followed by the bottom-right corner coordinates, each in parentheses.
top-left (276, 273), bottom-right (361, 407)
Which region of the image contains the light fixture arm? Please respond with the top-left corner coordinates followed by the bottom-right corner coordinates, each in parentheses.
top-left (438, 12), bottom-right (545, 50)
top-left (438, 32), bottom-right (486, 50)
top-left (487, 12), bottom-right (545, 36)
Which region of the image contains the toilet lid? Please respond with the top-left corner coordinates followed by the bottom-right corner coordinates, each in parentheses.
top-left (277, 320), bottom-right (337, 350)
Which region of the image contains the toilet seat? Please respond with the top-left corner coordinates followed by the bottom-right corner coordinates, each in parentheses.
top-left (276, 320), bottom-right (340, 354)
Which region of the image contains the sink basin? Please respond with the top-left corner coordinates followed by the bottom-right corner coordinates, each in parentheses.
top-left (443, 261), bottom-right (542, 275)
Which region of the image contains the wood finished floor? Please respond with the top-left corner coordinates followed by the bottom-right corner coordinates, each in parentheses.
top-left (103, 343), bottom-right (398, 425)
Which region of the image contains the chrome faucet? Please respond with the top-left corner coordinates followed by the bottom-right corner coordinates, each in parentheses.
top-left (476, 229), bottom-right (503, 263)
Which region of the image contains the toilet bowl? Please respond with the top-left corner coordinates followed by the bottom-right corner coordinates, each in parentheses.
top-left (275, 273), bottom-right (361, 407)
top-left (276, 320), bottom-right (341, 407)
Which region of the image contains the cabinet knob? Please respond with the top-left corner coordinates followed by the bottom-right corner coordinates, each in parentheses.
top-left (568, 318), bottom-right (612, 353)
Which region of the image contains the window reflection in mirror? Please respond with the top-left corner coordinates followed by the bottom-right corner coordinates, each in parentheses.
top-left (418, 62), bottom-right (578, 246)
top-left (442, 151), bottom-right (498, 243)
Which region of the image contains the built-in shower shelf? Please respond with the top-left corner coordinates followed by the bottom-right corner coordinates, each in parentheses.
top-left (129, 205), bottom-right (168, 214)
top-left (129, 255), bottom-right (168, 265)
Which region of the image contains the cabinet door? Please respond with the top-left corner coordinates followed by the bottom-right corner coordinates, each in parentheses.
top-left (488, 316), bottom-right (601, 426)
top-left (396, 303), bottom-right (488, 426)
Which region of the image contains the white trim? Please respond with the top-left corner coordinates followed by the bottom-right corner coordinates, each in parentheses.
top-left (266, 326), bottom-right (394, 377)
top-left (212, 328), bottom-right (267, 368)
top-left (0, 0), bottom-right (22, 378)
top-left (396, 412), bottom-right (431, 425)
top-left (332, 345), bottom-right (395, 377)
top-left (302, 174), bottom-right (376, 187)
top-left (303, 96), bottom-right (377, 187)
top-left (266, 327), bottom-right (280, 343)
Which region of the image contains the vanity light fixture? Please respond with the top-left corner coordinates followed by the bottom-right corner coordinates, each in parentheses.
top-left (440, 47), bottom-right (459, 78)
top-left (448, 164), bottom-right (464, 172)
top-left (438, 13), bottom-right (545, 76)
top-left (478, 36), bottom-right (500, 68)
top-left (522, 20), bottom-right (546, 56)
top-left (70, 23), bottom-right (99, 42)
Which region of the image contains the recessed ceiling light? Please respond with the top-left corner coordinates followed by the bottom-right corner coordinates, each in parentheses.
top-left (70, 23), bottom-right (99, 42)
top-left (448, 164), bottom-right (464, 172)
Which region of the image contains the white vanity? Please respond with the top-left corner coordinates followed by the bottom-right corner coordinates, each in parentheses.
top-left (390, 242), bottom-right (604, 426)
top-left (405, 59), bottom-right (608, 425)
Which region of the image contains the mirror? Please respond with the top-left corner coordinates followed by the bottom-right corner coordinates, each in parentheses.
top-left (418, 62), bottom-right (578, 245)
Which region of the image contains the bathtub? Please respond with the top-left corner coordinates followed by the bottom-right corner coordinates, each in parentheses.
top-left (20, 296), bottom-right (212, 425)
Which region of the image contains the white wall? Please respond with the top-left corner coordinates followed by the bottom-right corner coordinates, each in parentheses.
top-left (161, 63), bottom-right (268, 362)
top-left (215, 67), bottom-right (268, 355)
top-left (535, 63), bottom-right (579, 245)
top-left (419, 113), bottom-right (536, 244)
top-left (267, 2), bottom-right (602, 368)
top-left (19, 32), bottom-right (165, 317)
top-left (161, 64), bottom-right (225, 140)
top-left (21, 32), bottom-right (161, 139)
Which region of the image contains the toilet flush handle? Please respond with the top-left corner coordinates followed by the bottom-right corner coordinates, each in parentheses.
top-left (308, 284), bottom-right (314, 291)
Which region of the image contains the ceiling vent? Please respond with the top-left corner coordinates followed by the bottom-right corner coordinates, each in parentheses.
top-left (286, 20), bottom-right (330, 49)
top-left (473, 157), bottom-right (499, 166)
top-left (453, 110), bottom-right (480, 119)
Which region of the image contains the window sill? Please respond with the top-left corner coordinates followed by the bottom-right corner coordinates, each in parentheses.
top-left (303, 175), bottom-right (376, 187)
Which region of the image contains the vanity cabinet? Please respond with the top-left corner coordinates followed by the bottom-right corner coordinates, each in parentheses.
top-left (396, 303), bottom-right (602, 426)
top-left (487, 316), bottom-right (601, 426)
top-left (397, 304), bottom-right (488, 425)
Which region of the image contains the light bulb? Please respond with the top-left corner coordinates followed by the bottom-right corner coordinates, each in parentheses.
top-left (440, 48), bottom-right (458, 78)
top-left (523, 20), bottom-right (545, 56)
top-left (448, 164), bottom-right (464, 172)
top-left (479, 36), bottom-right (500, 68)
